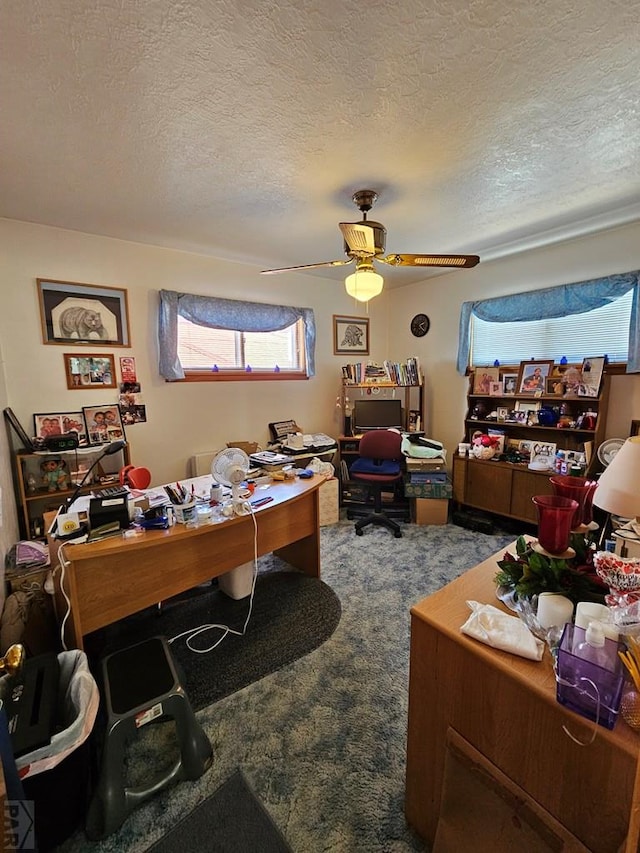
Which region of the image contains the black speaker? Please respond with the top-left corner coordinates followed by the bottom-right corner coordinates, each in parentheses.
top-left (44, 433), bottom-right (79, 452)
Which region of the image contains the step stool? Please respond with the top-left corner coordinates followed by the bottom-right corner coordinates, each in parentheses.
top-left (86, 635), bottom-right (212, 840)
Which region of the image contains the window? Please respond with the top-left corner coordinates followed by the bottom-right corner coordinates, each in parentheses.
top-left (158, 290), bottom-right (316, 381)
top-left (457, 271), bottom-right (640, 374)
top-left (471, 289), bottom-right (632, 366)
top-left (177, 316), bottom-right (304, 374)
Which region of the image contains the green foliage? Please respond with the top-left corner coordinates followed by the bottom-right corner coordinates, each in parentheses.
top-left (495, 535), bottom-right (607, 605)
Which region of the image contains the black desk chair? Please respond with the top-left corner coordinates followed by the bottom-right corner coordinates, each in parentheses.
top-left (348, 429), bottom-right (408, 537)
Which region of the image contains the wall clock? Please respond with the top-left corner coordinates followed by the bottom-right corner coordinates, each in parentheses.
top-left (410, 314), bottom-right (430, 337)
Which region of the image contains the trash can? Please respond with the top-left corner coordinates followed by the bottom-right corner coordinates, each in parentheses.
top-left (2, 650), bottom-right (100, 851)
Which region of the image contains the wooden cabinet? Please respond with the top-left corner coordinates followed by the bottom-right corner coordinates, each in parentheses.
top-left (453, 364), bottom-right (609, 523)
top-left (14, 444), bottom-right (131, 539)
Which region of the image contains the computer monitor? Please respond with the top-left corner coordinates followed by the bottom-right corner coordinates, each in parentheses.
top-left (353, 399), bottom-right (403, 433)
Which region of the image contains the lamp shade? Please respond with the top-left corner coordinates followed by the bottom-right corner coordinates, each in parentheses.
top-left (345, 268), bottom-right (383, 302)
top-left (593, 436), bottom-right (640, 519)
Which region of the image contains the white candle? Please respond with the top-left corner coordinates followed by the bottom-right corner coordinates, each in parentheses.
top-left (537, 593), bottom-right (574, 629)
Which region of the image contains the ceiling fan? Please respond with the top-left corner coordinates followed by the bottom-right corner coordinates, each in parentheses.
top-left (261, 189), bottom-right (480, 301)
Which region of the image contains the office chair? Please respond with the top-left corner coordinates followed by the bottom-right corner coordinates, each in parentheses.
top-left (348, 429), bottom-right (408, 537)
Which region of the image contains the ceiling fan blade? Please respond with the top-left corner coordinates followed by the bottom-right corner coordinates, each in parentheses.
top-left (339, 222), bottom-right (378, 255)
top-left (378, 253), bottom-right (480, 268)
top-left (261, 258), bottom-right (354, 275)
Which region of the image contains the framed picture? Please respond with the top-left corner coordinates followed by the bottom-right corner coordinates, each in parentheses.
top-left (546, 376), bottom-right (564, 396)
top-left (33, 411), bottom-right (88, 446)
top-left (82, 404), bottom-right (126, 445)
top-left (473, 367), bottom-right (500, 394)
top-left (496, 407), bottom-right (509, 422)
top-left (489, 381), bottom-right (503, 396)
top-left (64, 353), bottom-right (117, 389)
top-left (37, 279), bottom-right (131, 347)
top-left (579, 357), bottom-right (605, 397)
top-left (516, 360), bottom-right (553, 394)
top-left (509, 410), bottom-right (527, 424)
top-left (502, 373), bottom-right (518, 395)
top-left (333, 315), bottom-right (369, 355)
top-left (515, 399), bottom-right (541, 425)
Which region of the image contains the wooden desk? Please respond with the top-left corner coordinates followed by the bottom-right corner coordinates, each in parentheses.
top-left (405, 543), bottom-right (640, 852)
top-left (49, 475), bottom-right (325, 650)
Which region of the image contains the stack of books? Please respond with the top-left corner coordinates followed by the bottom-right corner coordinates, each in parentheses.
top-left (404, 457), bottom-right (452, 499)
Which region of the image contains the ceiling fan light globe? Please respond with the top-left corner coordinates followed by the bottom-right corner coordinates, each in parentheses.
top-left (344, 269), bottom-right (384, 302)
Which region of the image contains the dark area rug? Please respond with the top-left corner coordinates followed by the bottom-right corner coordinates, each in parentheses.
top-left (147, 769), bottom-right (293, 853)
top-left (85, 571), bottom-right (341, 711)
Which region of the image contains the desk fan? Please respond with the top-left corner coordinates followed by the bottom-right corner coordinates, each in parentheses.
top-left (211, 447), bottom-right (250, 512)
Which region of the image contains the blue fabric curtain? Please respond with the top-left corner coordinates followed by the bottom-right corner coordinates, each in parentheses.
top-left (456, 271), bottom-right (640, 374)
top-left (158, 290), bottom-right (316, 380)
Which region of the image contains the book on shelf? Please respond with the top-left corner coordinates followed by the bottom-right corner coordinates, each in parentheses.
top-left (342, 357), bottom-right (422, 386)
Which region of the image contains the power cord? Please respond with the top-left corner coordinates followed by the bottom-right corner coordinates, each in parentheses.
top-left (56, 541), bottom-right (73, 652)
top-left (168, 505), bottom-right (259, 653)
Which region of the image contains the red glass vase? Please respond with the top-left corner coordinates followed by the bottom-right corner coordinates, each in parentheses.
top-left (549, 476), bottom-right (599, 528)
top-left (532, 495), bottom-right (579, 555)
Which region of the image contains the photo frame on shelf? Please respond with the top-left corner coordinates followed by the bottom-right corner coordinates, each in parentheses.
top-left (515, 399), bottom-right (541, 425)
top-left (489, 381), bottom-right (503, 396)
top-left (546, 377), bottom-right (564, 396)
top-left (333, 315), bottom-right (369, 355)
top-left (502, 373), bottom-right (518, 395)
top-left (516, 360), bottom-right (553, 394)
top-left (37, 279), bottom-right (131, 346)
top-left (82, 405), bottom-right (126, 445)
top-left (64, 353), bottom-right (117, 389)
top-left (473, 367), bottom-right (500, 394)
top-left (496, 407), bottom-right (509, 422)
top-left (33, 411), bottom-right (88, 446)
top-left (579, 357), bottom-right (605, 398)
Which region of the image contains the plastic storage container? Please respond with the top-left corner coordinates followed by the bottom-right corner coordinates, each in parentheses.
top-left (556, 623), bottom-right (626, 729)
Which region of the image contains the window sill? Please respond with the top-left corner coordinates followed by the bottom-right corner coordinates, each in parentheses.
top-left (173, 371), bottom-right (309, 382)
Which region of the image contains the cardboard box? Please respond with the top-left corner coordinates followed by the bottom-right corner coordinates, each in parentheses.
top-left (404, 478), bottom-right (453, 499)
top-left (319, 477), bottom-right (339, 526)
top-left (405, 457), bottom-right (446, 472)
top-left (413, 497), bottom-right (449, 525)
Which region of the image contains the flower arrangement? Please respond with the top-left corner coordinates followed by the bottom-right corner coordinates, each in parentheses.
top-left (495, 535), bottom-right (608, 605)
top-left (471, 433), bottom-right (501, 460)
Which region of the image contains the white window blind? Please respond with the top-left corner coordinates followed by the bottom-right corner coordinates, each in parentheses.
top-left (471, 289), bottom-right (632, 366)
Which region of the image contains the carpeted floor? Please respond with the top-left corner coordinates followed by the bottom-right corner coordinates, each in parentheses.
top-left (58, 516), bottom-right (515, 853)
top-left (85, 571), bottom-right (341, 711)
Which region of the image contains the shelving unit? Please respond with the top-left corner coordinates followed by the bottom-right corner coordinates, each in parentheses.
top-left (453, 364), bottom-right (610, 524)
top-left (338, 375), bottom-right (423, 509)
top-left (14, 444), bottom-right (131, 539)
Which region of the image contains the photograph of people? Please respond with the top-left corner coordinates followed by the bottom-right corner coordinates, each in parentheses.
top-left (518, 362), bottom-right (551, 394)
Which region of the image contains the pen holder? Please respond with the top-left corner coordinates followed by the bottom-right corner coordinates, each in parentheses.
top-left (174, 501), bottom-right (197, 524)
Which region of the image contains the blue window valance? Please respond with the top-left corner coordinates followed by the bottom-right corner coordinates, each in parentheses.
top-left (456, 271), bottom-right (640, 374)
top-left (158, 290), bottom-right (316, 380)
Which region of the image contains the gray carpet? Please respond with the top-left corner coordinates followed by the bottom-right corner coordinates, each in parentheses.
top-left (58, 516), bottom-right (514, 853)
top-left (147, 769), bottom-right (292, 853)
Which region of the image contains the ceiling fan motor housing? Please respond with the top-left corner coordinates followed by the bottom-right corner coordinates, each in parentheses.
top-left (343, 220), bottom-right (386, 256)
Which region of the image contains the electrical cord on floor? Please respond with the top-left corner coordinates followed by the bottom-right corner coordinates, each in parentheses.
top-left (168, 505), bottom-right (259, 654)
top-left (56, 541), bottom-right (73, 652)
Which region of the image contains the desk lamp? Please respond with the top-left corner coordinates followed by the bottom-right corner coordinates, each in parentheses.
top-left (65, 440), bottom-right (127, 509)
top-left (593, 436), bottom-right (640, 531)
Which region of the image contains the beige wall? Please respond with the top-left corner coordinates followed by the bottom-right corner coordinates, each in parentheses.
top-left (1, 217), bottom-right (639, 551)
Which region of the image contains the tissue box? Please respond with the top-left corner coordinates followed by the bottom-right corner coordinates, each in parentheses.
top-left (556, 623), bottom-right (626, 730)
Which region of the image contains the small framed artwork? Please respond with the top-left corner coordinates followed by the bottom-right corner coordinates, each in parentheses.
top-left (37, 279), bottom-right (131, 347)
top-left (502, 373), bottom-right (518, 395)
top-left (510, 411), bottom-right (527, 424)
top-left (579, 357), bottom-right (605, 397)
top-left (82, 404), bottom-right (126, 445)
top-left (515, 399), bottom-right (541, 425)
top-left (496, 407), bottom-right (509, 422)
top-left (473, 368), bottom-right (500, 394)
top-left (33, 412), bottom-right (87, 447)
top-left (489, 381), bottom-right (503, 396)
top-left (333, 315), bottom-right (369, 355)
top-left (64, 353), bottom-right (117, 389)
top-left (517, 440), bottom-right (533, 461)
top-left (546, 376), bottom-right (564, 396)
top-left (516, 360), bottom-right (553, 394)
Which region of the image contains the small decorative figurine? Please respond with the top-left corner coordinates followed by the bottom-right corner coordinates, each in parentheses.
top-left (40, 457), bottom-right (69, 492)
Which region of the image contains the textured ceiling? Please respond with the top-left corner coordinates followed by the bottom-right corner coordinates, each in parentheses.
top-left (2, 0), bottom-right (640, 287)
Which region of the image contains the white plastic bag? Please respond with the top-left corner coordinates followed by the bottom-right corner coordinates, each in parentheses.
top-left (461, 600), bottom-right (544, 661)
